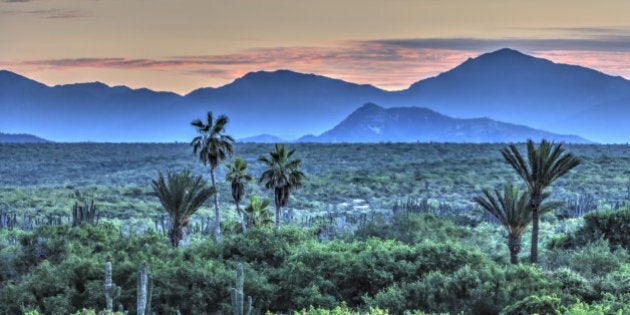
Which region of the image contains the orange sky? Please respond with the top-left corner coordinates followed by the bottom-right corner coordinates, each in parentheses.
top-left (2, 0), bottom-right (630, 95)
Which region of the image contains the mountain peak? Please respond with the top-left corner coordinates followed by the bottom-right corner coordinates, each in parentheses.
top-left (300, 103), bottom-right (591, 143)
top-left (237, 69), bottom-right (316, 82)
top-left (0, 69), bottom-right (18, 77)
top-left (356, 102), bottom-right (384, 112)
top-left (1, 69), bottom-right (37, 82)
top-left (485, 48), bottom-right (528, 57)
top-left (55, 81), bottom-right (111, 89)
top-left (225, 69), bottom-right (381, 91)
top-left (458, 47), bottom-right (543, 69)
top-left (0, 69), bottom-right (48, 89)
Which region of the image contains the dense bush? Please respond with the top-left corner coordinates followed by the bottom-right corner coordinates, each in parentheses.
top-left (3, 207), bottom-right (630, 315)
top-left (0, 217), bottom-right (566, 315)
top-left (550, 208), bottom-right (630, 250)
top-left (500, 294), bottom-right (562, 315)
top-left (353, 213), bottom-right (473, 244)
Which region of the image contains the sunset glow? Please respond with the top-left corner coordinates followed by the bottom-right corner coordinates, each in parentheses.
top-left (2, 0), bottom-right (630, 94)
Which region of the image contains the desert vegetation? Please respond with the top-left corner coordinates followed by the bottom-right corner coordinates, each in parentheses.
top-left (1, 131), bottom-right (630, 313)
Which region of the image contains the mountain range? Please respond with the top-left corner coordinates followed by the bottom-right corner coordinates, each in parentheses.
top-left (298, 103), bottom-right (589, 144)
top-left (2, 48), bottom-right (629, 143)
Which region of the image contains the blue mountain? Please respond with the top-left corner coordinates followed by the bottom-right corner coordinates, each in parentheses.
top-left (186, 70), bottom-right (389, 139)
top-left (0, 70), bottom-right (189, 142)
top-left (0, 132), bottom-right (50, 143)
top-left (2, 48), bottom-right (630, 143)
top-left (237, 134), bottom-right (286, 143)
top-left (400, 48), bottom-right (630, 142)
top-left (298, 103), bottom-right (591, 144)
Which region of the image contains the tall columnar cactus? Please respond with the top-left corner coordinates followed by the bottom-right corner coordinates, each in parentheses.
top-left (245, 296), bottom-right (252, 315)
top-left (137, 265), bottom-right (148, 315)
top-left (145, 274), bottom-right (154, 315)
top-left (231, 263), bottom-right (252, 315)
top-left (72, 199), bottom-right (98, 226)
top-left (104, 257), bottom-right (114, 311)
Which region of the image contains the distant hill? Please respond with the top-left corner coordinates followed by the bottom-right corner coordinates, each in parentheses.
top-left (237, 134), bottom-right (285, 143)
top-left (0, 132), bottom-right (50, 143)
top-left (2, 48), bottom-right (630, 142)
top-left (298, 103), bottom-right (591, 144)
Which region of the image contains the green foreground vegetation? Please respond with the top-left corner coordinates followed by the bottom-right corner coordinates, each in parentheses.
top-left (1, 142), bottom-right (630, 314)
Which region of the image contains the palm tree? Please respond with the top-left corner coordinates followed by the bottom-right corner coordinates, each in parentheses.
top-left (258, 143), bottom-right (305, 230)
top-left (225, 157), bottom-right (252, 234)
top-left (151, 171), bottom-right (215, 247)
top-left (244, 195), bottom-right (274, 229)
top-left (191, 112), bottom-right (234, 243)
top-left (474, 184), bottom-right (561, 264)
top-left (501, 139), bottom-right (580, 263)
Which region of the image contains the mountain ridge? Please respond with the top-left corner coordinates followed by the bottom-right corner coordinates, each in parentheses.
top-left (298, 103), bottom-right (591, 144)
top-left (2, 48), bottom-right (630, 143)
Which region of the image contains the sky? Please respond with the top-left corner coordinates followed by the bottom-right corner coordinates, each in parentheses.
top-left (2, 0), bottom-right (630, 95)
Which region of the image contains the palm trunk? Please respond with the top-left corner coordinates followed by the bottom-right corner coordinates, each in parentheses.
top-left (236, 201), bottom-right (247, 234)
top-left (530, 192), bottom-right (542, 264)
top-left (531, 206), bottom-right (539, 264)
top-left (275, 204), bottom-right (281, 231)
top-left (211, 170), bottom-right (221, 243)
top-left (169, 225), bottom-right (183, 247)
top-left (508, 235), bottom-right (521, 264)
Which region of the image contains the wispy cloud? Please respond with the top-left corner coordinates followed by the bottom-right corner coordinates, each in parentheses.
top-left (519, 26), bottom-right (630, 37)
top-left (17, 58), bottom-right (193, 69)
top-left (1, 9), bottom-right (91, 19)
top-left (368, 36), bottom-right (630, 53)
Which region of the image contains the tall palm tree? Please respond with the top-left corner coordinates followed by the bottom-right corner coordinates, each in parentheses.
top-left (258, 143), bottom-right (305, 230)
top-left (191, 112), bottom-right (234, 243)
top-left (474, 184), bottom-right (561, 264)
top-left (225, 157), bottom-right (252, 234)
top-left (501, 139), bottom-right (580, 263)
top-left (151, 171), bottom-right (215, 247)
top-left (244, 195), bottom-right (274, 229)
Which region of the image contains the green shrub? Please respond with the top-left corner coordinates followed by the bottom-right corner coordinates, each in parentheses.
top-left (8, 214), bottom-right (627, 314)
top-left (292, 303), bottom-right (391, 315)
top-left (500, 294), bottom-right (562, 315)
top-left (550, 267), bottom-right (598, 303)
top-left (550, 208), bottom-right (630, 250)
top-left (566, 240), bottom-right (629, 278)
top-left (354, 213), bottom-right (472, 245)
top-left (563, 300), bottom-right (620, 315)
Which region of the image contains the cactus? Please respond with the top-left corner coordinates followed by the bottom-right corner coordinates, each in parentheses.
top-left (72, 199), bottom-right (99, 226)
top-left (104, 257), bottom-right (114, 310)
top-left (145, 274), bottom-right (153, 315)
top-left (137, 265), bottom-right (148, 315)
top-left (231, 263), bottom-right (252, 315)
top-left (104, 256), bottom-right (122, 311)
top-left (246, 296), bottom-right (252, 315)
